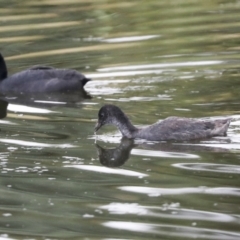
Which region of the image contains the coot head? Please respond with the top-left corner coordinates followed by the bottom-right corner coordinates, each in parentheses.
top-left (95, 104), bottom-right (124, 132)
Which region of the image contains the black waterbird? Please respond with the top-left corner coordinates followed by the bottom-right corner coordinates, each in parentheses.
top-left (95, 104), bottom-right (231, 141)
top-left (0, 53), bottom-right (90, 93)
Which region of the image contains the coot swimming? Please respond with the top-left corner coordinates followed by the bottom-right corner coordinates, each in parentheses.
top-left (95, 104), bottom-right (231, 141)
top-left (0, 53), bottom-right (90, 93)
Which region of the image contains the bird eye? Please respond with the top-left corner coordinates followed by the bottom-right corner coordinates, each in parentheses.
top-left (100, 113), bottom-right (104, 118)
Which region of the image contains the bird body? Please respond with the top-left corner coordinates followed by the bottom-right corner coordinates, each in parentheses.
top-left (0, 53), bottom-right (90, 93)
top-left (95, 104), bottom-right (231, 141)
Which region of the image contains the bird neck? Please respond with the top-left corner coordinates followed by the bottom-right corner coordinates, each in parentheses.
top-left (0, 54), bottom-right (7, 81)
top-left (113, 113), bottom-right (138, 139)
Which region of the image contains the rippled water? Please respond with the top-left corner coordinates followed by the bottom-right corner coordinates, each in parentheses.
top-left (1, 0), bottom-right (240, 239)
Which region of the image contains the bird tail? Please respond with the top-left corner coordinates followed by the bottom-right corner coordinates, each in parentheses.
top-left (82, 77), bottom-right (91, 86)
top-left (212, 118), bottom-right (232, 136)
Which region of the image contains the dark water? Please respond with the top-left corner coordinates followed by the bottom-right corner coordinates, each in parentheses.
top-left (1, 0), bottom-right (240, 239)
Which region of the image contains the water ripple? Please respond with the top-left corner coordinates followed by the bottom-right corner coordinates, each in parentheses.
top-left (0, 139), bottom-right (75, 148)
top-left (88, 60), bottom-right (223, 79)
top-left (98, 60), bottom-right (223, 72)
top-left (102, 35), bottom-right (159, 43)
top-left (119, 186), bottom-right (240, 197)
top-left (87, 69), bottom-right (165, 78)
top-left (103, 221), bottom-right (240, 239)
top-left (64, 165), bottom-right (148, 178)
top-left (100, 202), bottom-right (235, 222)
top-left (181, 143), bottom-right (240, 150)
top-left (8, 104), bottom-right (56, 114)
top-left (173, 163), bottom-right (240, 174)
top-left (0, 120), bottom-right (17, 125)
top-left (132, 149), bottom-right (200, 159)
top-left (108, 96), bottom-right (172, 102)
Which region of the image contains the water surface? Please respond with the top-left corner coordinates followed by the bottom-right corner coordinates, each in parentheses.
top-left (0, 0), bottom-right (240, 239)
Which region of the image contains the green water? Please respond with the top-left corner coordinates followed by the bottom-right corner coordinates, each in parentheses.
top-left (0, 0), bottom-right (240, 239)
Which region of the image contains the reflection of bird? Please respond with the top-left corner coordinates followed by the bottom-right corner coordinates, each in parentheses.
top-left (0, 99), bottom-right (8, 119)
top-left (0, 53), bottom-right (90, 93)
top-left (96, 138), bottom-right (134, 167)
top-left (95, 104), bottom-right (231, 141)
top-left (0, 90), bottom-right (91, 108)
